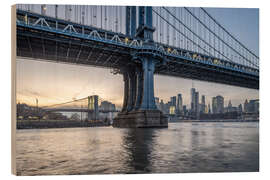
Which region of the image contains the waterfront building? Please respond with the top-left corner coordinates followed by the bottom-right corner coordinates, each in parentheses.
top-left (176, 93), bottom-right (183, 115)
top-left (169, 106), bottom-right (176, 115)
top-left (100, 100), bottom-right (116, 111)
top-left (195, 92), bottom-right (200, 118)
top-left (155, 97), bottom-right (161, 110)
top-left (248, 99), bottom-right (259, 113)
top-left (183, 105), bottom-right (187, 115)
top-left (238, 104), bottom-right (243, 113)
top-left (191, 88), bottom-right (196, 113)
top-left (212, 95), bottom-right (224, 114)
top-left (254, 100), bottom-right (259, 113)
top-left (244, 99), bottom-right (249, 112)
top-left (212, 97), bottom-right (217, 114)
top-left (201, 95), bottom-right (206, 113)
top-left (216, 95), bottom-right (224, 113)
top-left (170, 96), bottom-right (176, 106)
top-left (190, 88), bottom-right (199, 118)
top-left (160, 99), bottom-right (165, 113)
top-left (228, 100), bottom-right (232, 112)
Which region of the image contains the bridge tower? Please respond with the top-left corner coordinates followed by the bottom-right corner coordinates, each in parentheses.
top-left (87, 95), bottom-right (99, 121)
top-left (113, 6), bottom-right (168, 128)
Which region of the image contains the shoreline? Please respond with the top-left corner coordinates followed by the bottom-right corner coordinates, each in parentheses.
top-left (169, 119), bottom-right (259, 123)
top-left (16, 120), bottom-right (110, 130)
top-left (16, 119), bottom-right (259, 130)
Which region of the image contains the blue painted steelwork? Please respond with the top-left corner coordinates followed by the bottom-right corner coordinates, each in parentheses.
top-left (16, 6), bottom-right (259, 127)
top-left (140, 57), bottom-right (157, 110)
top-left (133, 6), bottom-right (158, 110)
top-left (126, 6), bottom-right (137, 38)
top-left (16, 8), bottom-right (259, 90)
top-left (126, 6), bottom-right (130, 36)
top-left (131, 6), bottom-right (136, 37)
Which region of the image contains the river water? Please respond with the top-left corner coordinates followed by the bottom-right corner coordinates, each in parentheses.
top-left (16, 122), bottom-right (259, 175)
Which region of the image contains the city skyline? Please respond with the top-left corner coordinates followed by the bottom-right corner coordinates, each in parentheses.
top-left (156, 87), bottom-right (258, 115)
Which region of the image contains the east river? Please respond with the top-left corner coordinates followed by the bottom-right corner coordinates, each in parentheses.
top-left (16, 122), bottom-right (259, 175)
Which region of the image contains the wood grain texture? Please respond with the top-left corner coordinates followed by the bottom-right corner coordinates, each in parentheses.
top-left (11, 4), bottom-right (17, 175)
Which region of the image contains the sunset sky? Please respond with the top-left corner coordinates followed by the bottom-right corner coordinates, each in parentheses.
top-left (16, 7), bottom-right (259, 108)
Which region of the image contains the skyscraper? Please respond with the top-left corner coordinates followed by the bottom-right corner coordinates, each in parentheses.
top-left (244, 99), bottom-right (249, 112)
top-left (238, 104), bottom-right (243, 113)
top-left (191, 88), bottom-right (196, 113)
top-left (195, 91), bottom-right (199, 118)
top-left (170, 96), bottom-right (177, 115)
top-left (201, 95), bottom-right (206, 113)
top-left (177, 93), bottom-right (183, 115)
top-left (183, 105), bottom-right (187, 115)
top-left (254, 99), bottom-right (260, 113)
top-left (212, 97), bottom-right (217, 114)
top-left (191, 88), bottom-right (199, 118)
top-left (254, 100), bottom-right (259, 113)
top-left (228, 100), bottom-right (232, 112)
top-left (212, 95), bottom-right (224, 114)
top-left (248, 99), bottom-right (259, 113)
top-left (170, 96), bottom-right (176, 106)
top-left (160, 99), bottom-right (165, 113)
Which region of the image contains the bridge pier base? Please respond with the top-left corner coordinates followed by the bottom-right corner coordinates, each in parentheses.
top-left (113, 110), bottom-right (167, 128)
top-left (113, 58), bottom-right (168, 128)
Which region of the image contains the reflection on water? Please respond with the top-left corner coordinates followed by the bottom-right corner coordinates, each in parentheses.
top-left (16, 122), bottom-right (259, 175)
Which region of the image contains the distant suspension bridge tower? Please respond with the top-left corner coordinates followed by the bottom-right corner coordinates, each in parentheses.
top-left (87, 95), bottom-right (99, 121)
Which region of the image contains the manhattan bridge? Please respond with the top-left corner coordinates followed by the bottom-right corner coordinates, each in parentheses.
top-left (16, 5), bottom-right (259, 128)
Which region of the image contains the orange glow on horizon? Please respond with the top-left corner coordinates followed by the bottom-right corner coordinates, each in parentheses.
top-left (16, 58), bottom-right (259, 109)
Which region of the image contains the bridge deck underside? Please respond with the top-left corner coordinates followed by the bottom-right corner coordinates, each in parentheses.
top-left (17, 26), bottom-right (259, 89)
top-left (17, 26), bottom-right (133, 69)
top-left (156, 58), bottom-right (259, 89)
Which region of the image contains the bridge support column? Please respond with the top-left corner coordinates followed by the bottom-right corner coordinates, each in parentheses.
top-left (121, 71), bottom-right (129, 112)
top-left (140, 58), bottom-right (157, 110)
top-left (113, 58), bottom-right (168, 128)
top-left (126, 69), bottom-right (137, 112)
top-left (113, 6), bottom-right (167, 128)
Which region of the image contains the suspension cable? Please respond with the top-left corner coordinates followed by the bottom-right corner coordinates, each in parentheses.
top-left (156, 8), bottom-right (232, 62)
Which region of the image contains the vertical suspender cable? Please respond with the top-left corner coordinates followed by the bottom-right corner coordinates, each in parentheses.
top-left (104, 6), bottom-right (107, 30)
top-left (101, 6), bottom-right (103, 29)
top-left (159, 7), bottom-right (162, 44)
top-left (167, 8), bottom-right (170, 45)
